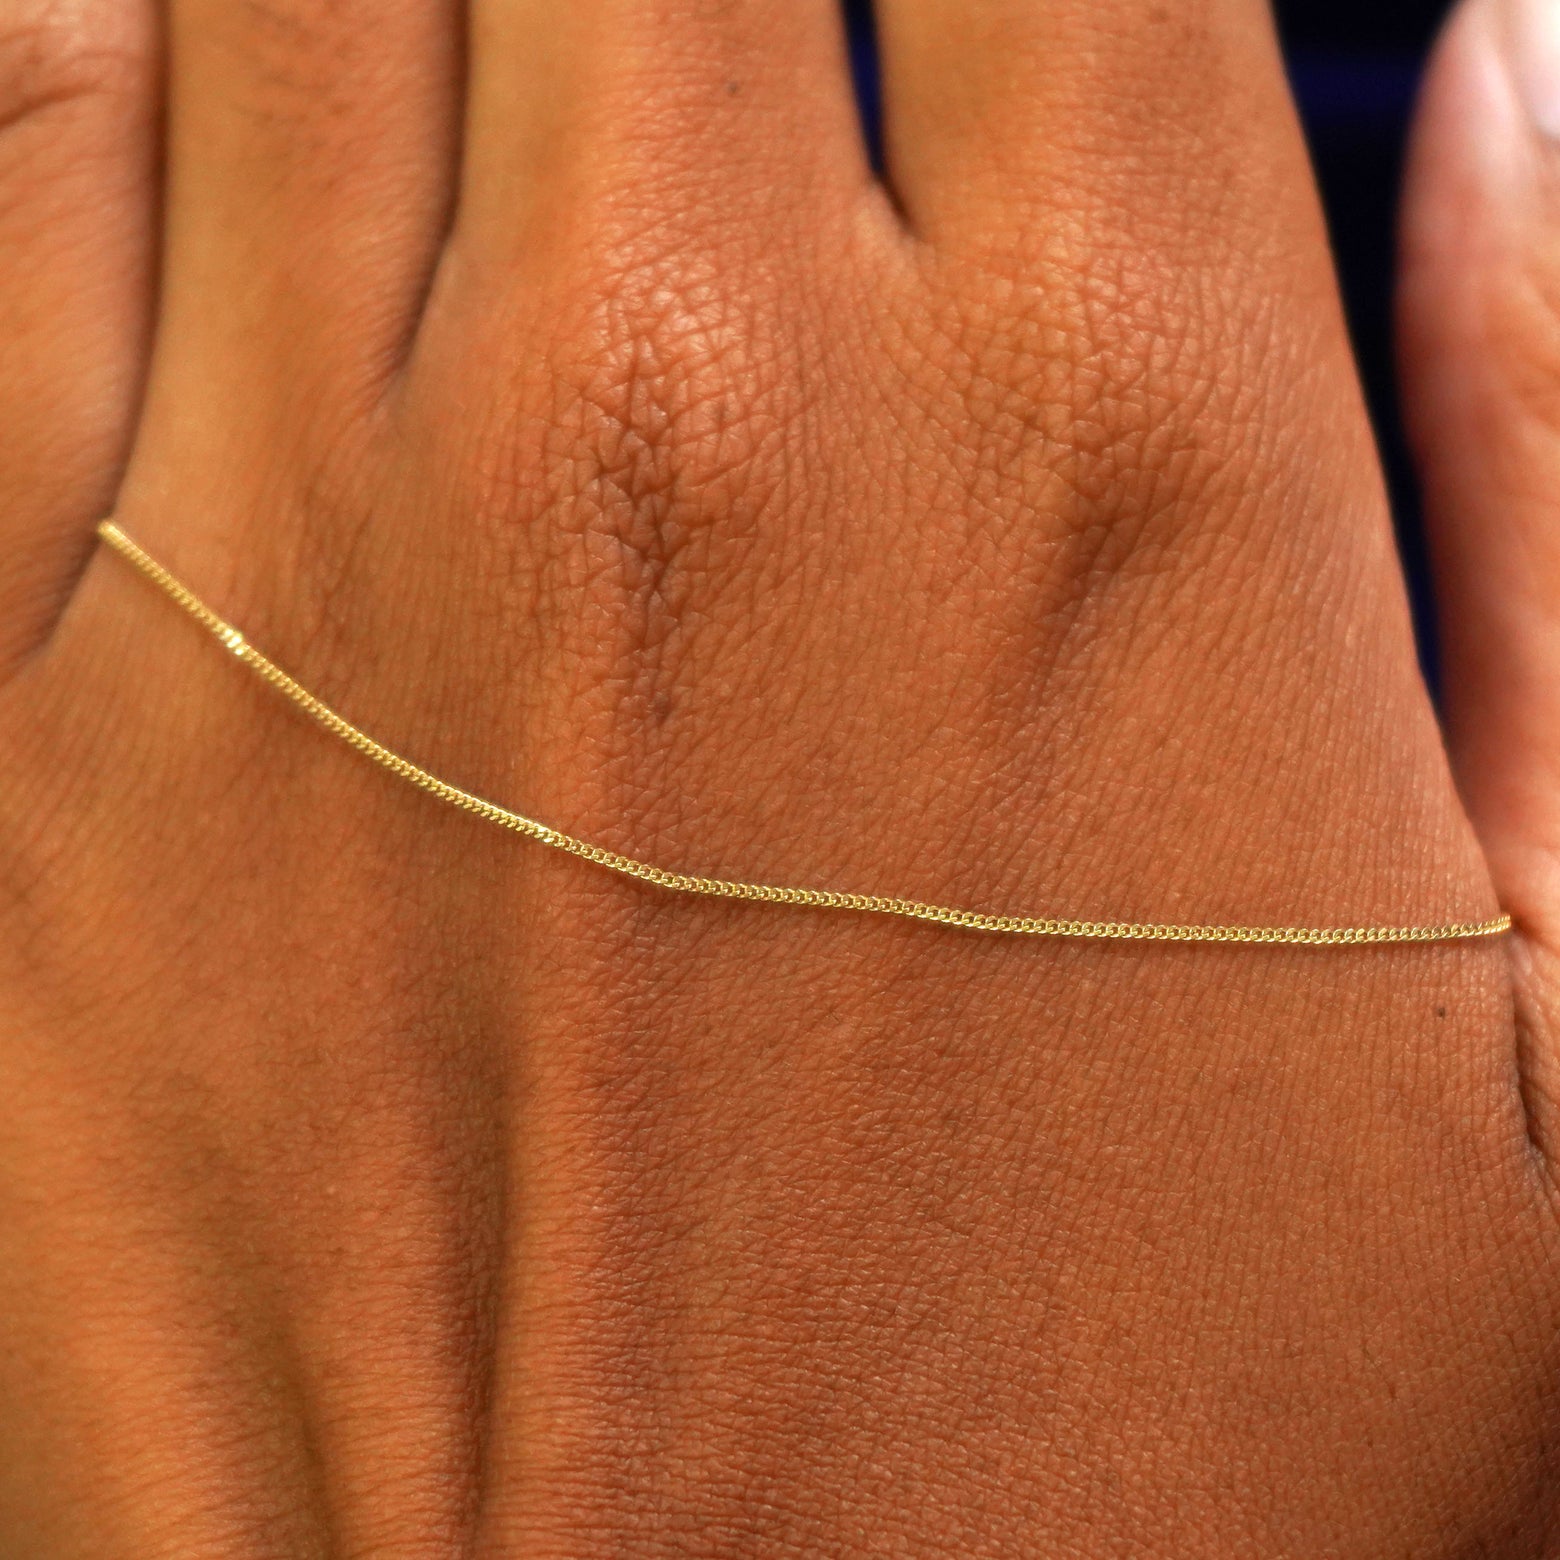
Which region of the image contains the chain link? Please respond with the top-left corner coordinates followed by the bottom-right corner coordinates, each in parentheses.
top-left (96, 521), bottom-right (1513, 948)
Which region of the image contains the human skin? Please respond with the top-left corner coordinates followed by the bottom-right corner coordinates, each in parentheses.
top-left (3, 0), bottom-right (1560, 1552)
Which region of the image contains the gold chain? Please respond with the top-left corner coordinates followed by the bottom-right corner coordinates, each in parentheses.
top-left (95, 521), bottom-right (1512, 948)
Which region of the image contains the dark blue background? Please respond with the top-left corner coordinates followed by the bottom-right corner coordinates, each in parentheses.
top-left (1283, 0), bottom-right (1456, 671)
top-left (845, 0), bottom-right (1460, 672)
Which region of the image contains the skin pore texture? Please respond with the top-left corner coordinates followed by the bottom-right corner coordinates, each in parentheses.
top-left (3, 0), bottom-right (1560, 1553)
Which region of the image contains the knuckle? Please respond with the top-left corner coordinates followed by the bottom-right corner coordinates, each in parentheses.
top-left (921, 250), bottom-right (1247, 542)
top-left (0, 4), bottom-right (147, 144)
top-left (484, 271), bottom-right (801, 671)
top-left (889, 244), bottom-right (1315, 687)
top-left (197, 0), bottom-right (377, 133)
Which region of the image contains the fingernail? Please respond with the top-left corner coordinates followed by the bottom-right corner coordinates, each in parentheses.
top-left (1505, 0), bottom-right (1560, 137)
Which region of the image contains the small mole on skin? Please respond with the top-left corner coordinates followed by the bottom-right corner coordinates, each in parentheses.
top-left (725, 80), bottom-right (741, 96)
top-left (1436, 1006), bottom-right (1448, 1019)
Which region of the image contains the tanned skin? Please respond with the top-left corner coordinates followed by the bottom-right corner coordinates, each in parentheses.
top-left (3, 0), bottom-right (1560, 1552)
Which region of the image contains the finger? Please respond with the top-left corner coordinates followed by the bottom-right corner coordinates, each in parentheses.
top-left (1399, 0), bottom-right (1560, 1150)
top-left (0, 0), bottom-right (156, 678)
top-left (455, 0), bottom-right (871, 279)
top-left (152, 0), bottom-right (461, 411)
top-left (874, 0), bottom-right (1322, 265)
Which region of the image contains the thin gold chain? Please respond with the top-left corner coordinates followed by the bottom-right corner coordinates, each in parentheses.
top-left (95, 520), bottom-right (1512, 948)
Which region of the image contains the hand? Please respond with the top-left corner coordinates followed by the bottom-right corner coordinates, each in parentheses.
top-left (2, 0), bottom-right (1559, 1552)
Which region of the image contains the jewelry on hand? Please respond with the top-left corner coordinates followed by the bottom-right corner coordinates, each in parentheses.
top-left (95, 521), bottom-right (1513, 948)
